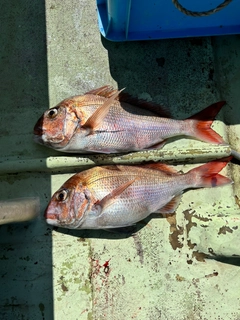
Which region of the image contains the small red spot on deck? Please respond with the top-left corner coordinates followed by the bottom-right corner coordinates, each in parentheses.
top-left (103, 259), bottom-right (111, 274)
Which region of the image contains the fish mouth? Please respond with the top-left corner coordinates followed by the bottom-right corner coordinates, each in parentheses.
top-left (44, 210), bottom-right (56, 220)
top-left (33, 117), bottom-right (45, 145)
top-left (33, 126), bottom-right (43, 136)
top-left (33, 117), bottom-right (44, 136)
top-left (33, 132), bottom-right (66, 148)
top-left (45, 217), bottom-right (59, 227)
top-left (44, 211), bottom-right (78, 228)
top-left (44, 210), bottom-right (60, 226)
top-left (33, 134), bottom-right (44, 145)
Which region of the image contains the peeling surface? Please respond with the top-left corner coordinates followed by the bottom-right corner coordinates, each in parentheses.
top-left (166, 213), bottom-right (184, 250)
top-left (218, 226), bottom-right (233, 235)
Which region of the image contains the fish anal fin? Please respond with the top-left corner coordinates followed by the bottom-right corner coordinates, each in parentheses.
top-left (97, 178), bottom-right (136, 211)
top-left (145, 140), bottom-right (166, 150)
top-left (141, 162), bottom-right (179, 174)
top-left (82, 88), bottom-right (125, 132)
top-left (156, 195), bottom-right (182, 214)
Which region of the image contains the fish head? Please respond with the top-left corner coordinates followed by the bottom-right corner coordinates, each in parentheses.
top-left (44, 175), bottom-right (93, 228)
top-left (33, 102), bottom-right (80, 149)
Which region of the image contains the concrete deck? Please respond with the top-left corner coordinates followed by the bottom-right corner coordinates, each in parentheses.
top-left (0, 1), bottom-right (240, 319)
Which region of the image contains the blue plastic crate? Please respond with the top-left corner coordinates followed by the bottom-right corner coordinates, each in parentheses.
top-left (96, 0), bottom-right (240, 41)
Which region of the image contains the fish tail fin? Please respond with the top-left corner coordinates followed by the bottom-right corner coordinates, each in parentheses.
top-left (192, 120), bottom-right (224, 144)
top-left (187, 157), bottom-right (232, 189)
top-left (186, 101), bottom-right (226, 144)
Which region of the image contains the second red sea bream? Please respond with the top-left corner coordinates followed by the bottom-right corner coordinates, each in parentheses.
top-left (44, 159), bottom-right (232, 230)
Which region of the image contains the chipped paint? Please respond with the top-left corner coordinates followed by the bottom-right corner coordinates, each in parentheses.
top-left (205, 272), bottom-right (218, 278)
top-left (218, 226), bottom-right (233, 234)
top-left (183, 210), bottom-right (197, 237)
top-left (192, 251), bottom-right (208, 262)
top-left (166, 213), bottom-right (184, 250)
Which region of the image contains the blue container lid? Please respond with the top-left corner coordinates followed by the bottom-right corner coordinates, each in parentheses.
top-left (96, 0), bottom-right (240, 41)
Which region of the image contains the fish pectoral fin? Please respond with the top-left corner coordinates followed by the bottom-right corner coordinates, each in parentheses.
top-left (97, 178), bottom-right (136, 211)
top-left (156, 194), bottom-right (182, 214)
top-left (82, 88), bottom-right (125, 132)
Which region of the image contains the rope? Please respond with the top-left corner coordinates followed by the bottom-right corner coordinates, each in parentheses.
top-left (172, 0), bottom-right (233, 17)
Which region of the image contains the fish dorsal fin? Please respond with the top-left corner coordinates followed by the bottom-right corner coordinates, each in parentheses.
top-left (187, 101), bottom-right (225, 121)
top-left (85, 85), bottom-right (118, 98)
top-left (97, 178), bottom-right (136, 211)
top-left (82, 88), bottom-right (125, 132)
top-left (101, 165), bottom-right (122, 171)
top-left (141, 162), bottom-right (179, 175)
top-left (86, 86), bottom-right (171, 118)
top-left (156, 194), bottom-right (182, 214)
top-left (118, 92), bottom-right (171, 117)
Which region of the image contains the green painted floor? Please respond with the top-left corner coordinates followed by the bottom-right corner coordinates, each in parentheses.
top-left (0, 1), bottom-right (240, 319)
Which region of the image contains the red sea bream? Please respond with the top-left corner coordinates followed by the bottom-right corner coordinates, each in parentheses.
top-left (44, 159), bottom-right (232, 230)
top-left (34, 85), bottom-right (226, 154)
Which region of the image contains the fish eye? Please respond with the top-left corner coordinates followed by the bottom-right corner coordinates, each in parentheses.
top-left (47, 108), bottom-right (58, 119)
top-left (56, 189), bottom-right (68, 202)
